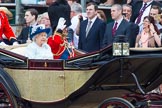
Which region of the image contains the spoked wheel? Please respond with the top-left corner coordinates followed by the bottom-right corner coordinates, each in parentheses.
top-left (0, 83), bottom-right (18, 108)
top-left (98, 97), bottom-right (135, 108)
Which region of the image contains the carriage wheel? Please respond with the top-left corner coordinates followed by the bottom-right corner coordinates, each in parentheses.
top-left (98, 97), bottom-right (135, 108)
top-left (0, 83), bottom-right (18, 108)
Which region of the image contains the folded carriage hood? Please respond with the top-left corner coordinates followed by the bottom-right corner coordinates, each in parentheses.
top-left (92, 55), bottom-right (162, 90)
top-left (69, 50), bottom-right (162, 101)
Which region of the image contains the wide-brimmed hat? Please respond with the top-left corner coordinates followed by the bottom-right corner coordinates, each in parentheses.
top-left (0, 7), bottom-right (13, 20)
top-left (30, 24), bottom-right (50, 39)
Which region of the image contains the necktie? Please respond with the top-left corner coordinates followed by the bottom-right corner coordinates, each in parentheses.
top-left (112, 22), bottom-right (118, 36)
top-left (86, 21), bottom-right (92, 37)
top-left (29, 26), bottom-right (33, 39)
top-left (136, 3), bottom-right (147, 24)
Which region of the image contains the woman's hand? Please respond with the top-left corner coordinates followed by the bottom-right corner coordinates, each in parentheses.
top-left (149, 23), bottom-right (156, 35)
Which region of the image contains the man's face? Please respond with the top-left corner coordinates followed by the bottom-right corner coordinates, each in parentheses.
top-left (143, 0), bottom-right (152, 3)
top-left (70, 10), bottom-right (76, 19)
top-left (86, 5), bottom-right (97, 20)
top-left (24, 11), bottom-right (35, 25)
top-left (111, 6), bottom-right (121, 20)
top-left (123, 6), bottom-right (132, 21)
top-left (149, 8), bottom-right (159, 20)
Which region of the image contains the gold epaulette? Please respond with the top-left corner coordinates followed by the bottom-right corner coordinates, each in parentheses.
top-left (52, 31), bottom-right (62, 40)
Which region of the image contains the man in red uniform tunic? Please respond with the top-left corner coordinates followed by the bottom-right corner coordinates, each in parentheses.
top-left (47, 17), bottom-right (75, 59)
top-left (47, 0), bottom-right (76, 59)
top-left (0, 10), bottom-right (17, 45)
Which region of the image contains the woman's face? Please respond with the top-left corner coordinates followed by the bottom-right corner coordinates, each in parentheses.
top-left (35, 32), bottom-right (47, 46)
top-left (143, 18), bottom-right (150, 28)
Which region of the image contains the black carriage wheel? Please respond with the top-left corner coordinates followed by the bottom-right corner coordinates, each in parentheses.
top-left (98, 97), bottom-right (135, 108)
top-left (0, 83), bottom-right (18, 108)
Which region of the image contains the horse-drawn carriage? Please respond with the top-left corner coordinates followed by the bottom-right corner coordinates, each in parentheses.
top-left (0, 44), bottom-right (162, 108)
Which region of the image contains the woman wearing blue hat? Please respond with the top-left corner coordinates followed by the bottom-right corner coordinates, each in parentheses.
top-left (25, 24), bottom-right (53, 59)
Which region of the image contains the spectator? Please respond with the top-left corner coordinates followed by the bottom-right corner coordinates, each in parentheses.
top-left (135, 16), bottom-right (161, 47)
top-left (40, 12), bottom-right (52, 37)
top-left (37, 14), bottom-right (43, 25)
top-left (78, 2), bottom-right (106, 52)
top-left (0, 8), bottom-right (18, 46)
top-left (122, 4), bottom-right (139, 47)
top-left (130, 0), bottom-right (162, 27)
top-left (122, 4), bottom-right (132, 21)
top-left (17, 8), bottom-right (38, 44)
top-left (69, 2), bottom-right (83, 49)
top-left (103, 4), bottom-right (131, 47)
top-left (159, 14), bottom-right (162, 26)
top-left (149, 5), bottom-right (162, 30)
top-left (97, 10), bottom-right (107, 22)
top-left (25, 24), bottom-right (53, 59)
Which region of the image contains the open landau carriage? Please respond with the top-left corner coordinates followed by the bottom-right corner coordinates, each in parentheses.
top-left (0, 43), bottom-right (162, 108)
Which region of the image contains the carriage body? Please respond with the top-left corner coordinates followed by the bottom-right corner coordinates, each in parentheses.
top-left (0, 45), bottom-right (162, 108)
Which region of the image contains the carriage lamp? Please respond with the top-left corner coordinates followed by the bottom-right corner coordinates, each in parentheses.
top-left (113, 35), bottom-right (129, 56)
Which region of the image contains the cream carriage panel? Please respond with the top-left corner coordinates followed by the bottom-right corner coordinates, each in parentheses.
top-left (4, 68), bottom-right (97, 102)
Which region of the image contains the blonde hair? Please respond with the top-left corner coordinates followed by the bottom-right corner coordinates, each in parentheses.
top-left (97, 10), bottom-right (107, 22)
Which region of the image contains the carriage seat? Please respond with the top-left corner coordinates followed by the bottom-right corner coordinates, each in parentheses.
top-left (10, 46), bottom-right (26, 56)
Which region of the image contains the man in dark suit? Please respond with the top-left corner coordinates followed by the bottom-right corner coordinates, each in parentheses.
top-left (130, 0), bottom-right (162, 26)
top-left (122, 4), bottom-right (139, 47)
top-left (78, 2), bottom-right (106, 53)
top-left (17, 8), bottom-right (38, 44)
top-left (103, 4), bottom-right (131, 47)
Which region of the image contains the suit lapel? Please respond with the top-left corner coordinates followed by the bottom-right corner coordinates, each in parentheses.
top-left (108, 22), bottom-right (114, 42)
top-left (86, 18), bottom-right (98, 38)
top-left (111, 21), bottom-right (115, 36)
top-left (115, 19), bottom-right (125, 35)
top-left (83, 20), bottom-right (88, 39)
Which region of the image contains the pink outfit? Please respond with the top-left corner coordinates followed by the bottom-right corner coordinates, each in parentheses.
top-left (140, 31), bottom-right (149, 48)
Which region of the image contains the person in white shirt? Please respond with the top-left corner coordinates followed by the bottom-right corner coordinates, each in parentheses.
top-left (25, 24), bottom-right (53, 59)
top-left (69, 2), bottom-right (83, 49)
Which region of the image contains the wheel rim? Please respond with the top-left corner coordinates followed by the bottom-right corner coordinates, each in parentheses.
top-left (101, 101), bottom-right (130, 108)
top-left (0, 83), bottom-right (15, 108)
top-left (99, 97), bottom-right (134, 108)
